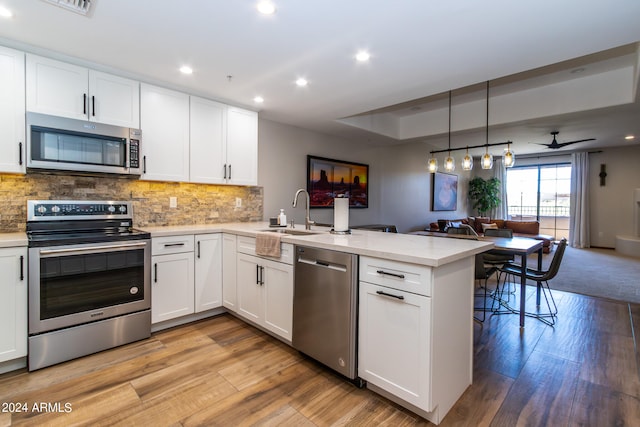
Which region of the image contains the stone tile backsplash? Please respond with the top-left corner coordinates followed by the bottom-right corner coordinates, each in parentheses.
top-left (0, 173), bottom-right (263, 232)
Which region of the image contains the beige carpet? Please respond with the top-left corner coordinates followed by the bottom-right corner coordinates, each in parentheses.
top-left (525, 245), bottom-right (640, 303)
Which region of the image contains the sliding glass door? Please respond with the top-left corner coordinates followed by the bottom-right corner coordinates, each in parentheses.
top-left (506, 164), bottom-right (571, 240)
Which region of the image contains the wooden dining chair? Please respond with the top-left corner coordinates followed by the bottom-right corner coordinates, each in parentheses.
top-left (496, 238), bottom-right (567, 326)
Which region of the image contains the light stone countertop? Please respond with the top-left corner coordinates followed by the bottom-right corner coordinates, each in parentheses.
top-left (0, 232), bottom-right (28, 248)
top-left (142, 222), bottom-right (493, 268)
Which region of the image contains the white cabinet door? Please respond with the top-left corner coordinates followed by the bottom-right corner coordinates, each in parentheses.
top-left (190, 96), bottom-right (227, 184)
top-left (26, 54), bottom-right (88, 121)
top-left (0, 247), bottom-right (27, 363)
top-left (151, 252), bottom-right (195, 323)
top-left (0, 46), bottom-right (25, 174)
top-left (140, 84), bottom-right (190, 182)
top-left (358, 281), bottom-right (432, 410)
top-left (222, 234), bottom-right (237, 311)
top-left (226, 107), bottom-right (258, 186)
top-left (236, 253), bottom-right (262, 324)
top-left (88, 70), bottom-right (140, 128)
top-left (194, 234), bottom-right (222, 313)
top-left (262, 258), bottom-right (293, 341)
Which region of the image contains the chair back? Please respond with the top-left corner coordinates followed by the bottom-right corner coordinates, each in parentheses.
top-left (484, 228), bottom-right (513, 238)
top-left (539, 238), bottom-right (567, 281)
top-left (475, 254), bottom-right (497, 280)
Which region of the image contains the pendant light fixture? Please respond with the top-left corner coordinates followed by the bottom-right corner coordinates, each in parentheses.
top-left (443, 91), bottom-right (455, 172)
top-left (481, 81), bottom-right (493, 170)
top-left (428, 155), bottom-right (438, 173)
top-left (503, 142), bottom-right (515, 167)
top-left (462, 146), bottom-right (473, 171)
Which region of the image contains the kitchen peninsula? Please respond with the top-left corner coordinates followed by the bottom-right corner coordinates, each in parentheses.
top-left (144, 222), bottom-right (493, 424)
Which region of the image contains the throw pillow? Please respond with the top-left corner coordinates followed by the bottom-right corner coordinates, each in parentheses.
top-left (481, 222), bottom-right (499, 232)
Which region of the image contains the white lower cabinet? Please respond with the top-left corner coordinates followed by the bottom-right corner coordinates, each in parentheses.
top-left (0, 247), bottom-right (27, 364)
top-left (358, 255), bottom-right (474, 425)
top-left (222, 234), bottom-right (237, 311)
top-left (358, 281), bottom-right (432, 409)
top-left (152, 246), bottom-right (195, 324)
top-left (195, 234), bottom-right (223, 312)
top-left (236, 252), bottom-right (293, 341)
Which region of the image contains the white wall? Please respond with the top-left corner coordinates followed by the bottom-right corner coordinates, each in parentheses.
top-left (589, 145), bottom-right (640, 247)
top-left (258, 119), bottom-right (382, 228)
top-left (377, 141), bottom-right (473, 233)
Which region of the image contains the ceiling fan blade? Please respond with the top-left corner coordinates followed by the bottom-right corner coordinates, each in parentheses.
top-left (554, 138), bottom-right (596, 148)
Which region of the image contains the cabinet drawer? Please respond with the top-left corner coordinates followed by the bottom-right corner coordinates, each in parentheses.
top-left (237, 236), bottom-right (294, 265)
top-left (152, 235), bottom-right (194, 255)
top-left (360, 256), bottom-right (432, 296)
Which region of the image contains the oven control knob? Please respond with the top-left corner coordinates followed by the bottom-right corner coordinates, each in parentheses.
top-left (119, 205), bottom-right (127, 213)
top-left (37, 205), bottom-right (47, 214)
top-left (108, 206), bottom-right (116, 213)
top-left (51, 205), bottom-right (60, 213)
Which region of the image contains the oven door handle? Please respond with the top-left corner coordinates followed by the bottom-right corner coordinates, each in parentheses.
top-left (39, 241), bottom-right (148, 256)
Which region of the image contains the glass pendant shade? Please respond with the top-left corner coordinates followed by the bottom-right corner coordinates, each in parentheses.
top-left (462, 148), bottom-right (473, 171)
top-left (444, 153), bottom-right (455, 172)
top-left (428, 156), bottom-right (438, 173)
top-left (481, 147), bottom-right (493, 169)
top-left (504, 144), bottom-right (515, 167)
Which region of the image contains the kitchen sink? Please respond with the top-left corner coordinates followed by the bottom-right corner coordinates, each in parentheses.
top-left (261, 228), bottom-right (322, 236)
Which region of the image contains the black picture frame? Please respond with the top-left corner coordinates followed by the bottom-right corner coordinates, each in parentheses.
top-left (431, 172), bottom-right (458, 211)
top-left (306, 155), bottom-right (368, 208)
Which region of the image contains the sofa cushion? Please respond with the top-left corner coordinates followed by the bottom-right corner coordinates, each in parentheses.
top-left (505, 220), bottom-right (539, 235)
top-left (474, 217), bottom-right (491, 233)
top-left (481, 222), bottom-right (499, 232)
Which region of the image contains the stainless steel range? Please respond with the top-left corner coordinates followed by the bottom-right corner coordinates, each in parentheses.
top-left (26, 200), bottom-right (151, 371)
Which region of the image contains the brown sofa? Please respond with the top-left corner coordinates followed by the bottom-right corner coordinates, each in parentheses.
top-left (429, 217), bottom-right (554, 253)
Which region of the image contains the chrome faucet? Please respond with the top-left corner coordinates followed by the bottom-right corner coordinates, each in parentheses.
top-left (292, 189), bottom-right (315, 230)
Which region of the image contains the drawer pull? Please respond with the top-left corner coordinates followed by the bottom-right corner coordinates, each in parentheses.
top-left (376, 290), bottom-right (404, 300)
top-left (164, 243), bottom-right (185, 248)
top-left (376, 269), bottom-right (405, 279)
top-left (154, 263), bottom-right (158, 283)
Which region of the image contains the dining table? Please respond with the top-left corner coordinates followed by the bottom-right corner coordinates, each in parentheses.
top-left (413, 231), bottom-right (544, 327)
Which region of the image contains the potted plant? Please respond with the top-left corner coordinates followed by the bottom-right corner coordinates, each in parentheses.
top-left (468, 177), bottom-right (501, 216)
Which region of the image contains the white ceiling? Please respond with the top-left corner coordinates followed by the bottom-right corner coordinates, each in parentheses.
top-left (1, 0), bottom-right (640, 157)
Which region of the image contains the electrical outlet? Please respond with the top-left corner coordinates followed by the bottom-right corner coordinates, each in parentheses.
top-left (170, 197), bottom-right (177, 208)
top-left (235, 197), bottom-right (242, 208)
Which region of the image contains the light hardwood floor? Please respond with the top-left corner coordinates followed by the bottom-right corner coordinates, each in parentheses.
top-left (2, 288), bottom-right (640, 426)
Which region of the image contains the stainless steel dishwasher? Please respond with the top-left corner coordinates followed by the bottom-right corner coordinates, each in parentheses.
top-left (293, 245), bottom-right (361, 383)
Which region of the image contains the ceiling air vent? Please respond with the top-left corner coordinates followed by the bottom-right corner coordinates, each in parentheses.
top-left (40, 0), bottom-right (94, 16)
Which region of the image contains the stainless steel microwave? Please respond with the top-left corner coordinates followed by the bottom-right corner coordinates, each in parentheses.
top-left (26, 112), bottom-right (142, 176)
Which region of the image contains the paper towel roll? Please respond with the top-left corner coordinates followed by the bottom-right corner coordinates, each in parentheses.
top-left (333, 197), bottom-right (349, 231)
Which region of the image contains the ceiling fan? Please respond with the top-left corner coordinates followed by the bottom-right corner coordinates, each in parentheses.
top-left (537, 131), bottom-right (596, 149)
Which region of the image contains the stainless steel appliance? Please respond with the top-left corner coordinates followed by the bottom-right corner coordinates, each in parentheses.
top-left (26, 112), bottom-right (142, 176)
top-left (27, 200), bottom-right (151, 371)
top-left (293, 246), bottom-right (361, 384)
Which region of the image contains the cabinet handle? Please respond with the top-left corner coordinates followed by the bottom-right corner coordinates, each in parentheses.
top-left (256, 264), bottom-right (260, 284)
top-left (18, 142), bottom-right (23, 166)
top-left (376, 269), bottom-right (405, 279)
top-left (197, 241), bottom-right (201, 258)
top-left (228, 164), bottom-right (232, 180)
top-left (19, 255), bottom-right (24, 281)
top-left (223, 164), bottom-right (227, 180)
top-left (154, 263), bottom-right (158, 283)
top-left (83, 93), bottom-right (87, 115)
top-left (260, 266), bottom-right (264, 285)
top-left (164, 243), bottom-right (185, 248)
top-left (143, 156), bottom-right (147, 174)
top-left (92, 95), bottom-right (96, 117)
top-left (376, 290), bottom-right (404, 300)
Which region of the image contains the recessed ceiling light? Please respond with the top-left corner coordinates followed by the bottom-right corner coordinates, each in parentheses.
top-left (179, 66), bottom-right (193, 75)
top-left (253, 96), bottom-right (264, 104)
top-left (256, 1), bottom-right (276, 15)
top-left (0, 6), bottom-right (13, 18)
top-left (295, 78), bottom-right (308, 87)
top-left (355, 51), bottom-right (371, 62)
top-left (625, 135), bottom-right (635, 140)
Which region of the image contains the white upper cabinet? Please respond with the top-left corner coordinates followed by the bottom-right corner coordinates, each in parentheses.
top-left (140, 83), bottom-right (190, 182)
top-left (226, 107), bottom-right (258, 186)
top-left (0, 46), bottom-right (26, 174)
top-left (190, 96), bottom-right (227, 184)
top-left (26, 54), bottom-right (140, 128)
top-left (190, 100), bottom-right (258, 186)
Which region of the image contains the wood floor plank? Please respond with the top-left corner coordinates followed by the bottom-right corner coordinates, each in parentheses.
top-left (570, 378), bottom-right (640, 426)
top-left (491, 350), bottom-right (580, 426)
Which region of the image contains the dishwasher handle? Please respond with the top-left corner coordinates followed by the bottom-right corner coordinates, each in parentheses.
top-left (297, 257), bottom-right (347, 272)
